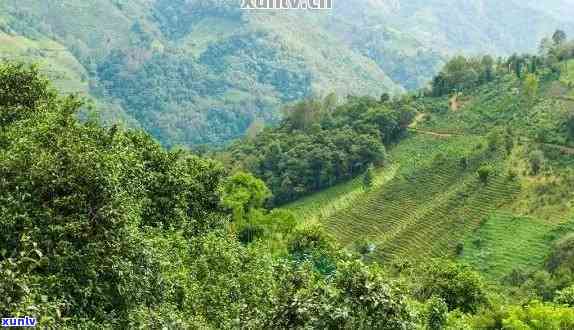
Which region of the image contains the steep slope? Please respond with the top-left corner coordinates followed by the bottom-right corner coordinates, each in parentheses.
top-left (286, 69), bottom-right (574, 280)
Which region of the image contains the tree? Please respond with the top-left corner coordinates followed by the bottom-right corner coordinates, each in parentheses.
top-left (528, 150), bottom-right (545, 175)
top-left (362, 164), bottom-right (375, 190)
top-left (380, 93), bottom-right (391, 103)
top-left (566, 110), bottom-right (574, 140)
top-left (427, 297), bottom-right (448, 330)
top-left (480, 55), bottom-right (495, 83)
top-left (546, 233), bottom-right (574, 273)
top-left (246, 119), bottom-right (265, 140)
top-left (502, 302), bottom-right (574, 329)
top-left (284, 99), bottom-right (323, 131)
top-left (513, 56), bottom-right (523, 78)
top-left (552, 29), bottom-right (567, 46)
top-left (523, 73), bottom-right (540, 105)
top-left (539, 37), bottom-right (554, 56)
top-left (487, 130), bottom-right (502, 151)
top-left (0, 63), bottom-right (56, 126)
top-left (555, 285), bottom-right (574, 307)
top-left (477, 165), bottom-right (493, 184)
top-left (322, 92), bottom-right (338, 114)
top-left (220, 172), bottom-right (271, 221)
top-left (0, 62), bottom-right (230, 326)
top-left (414, 260), bottom-right (487, 313)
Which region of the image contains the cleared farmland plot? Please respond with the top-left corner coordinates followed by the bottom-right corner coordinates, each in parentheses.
top-left (319, 132), bottom-right (523, 263)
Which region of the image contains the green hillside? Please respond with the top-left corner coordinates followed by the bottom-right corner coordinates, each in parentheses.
top-left (4, 34), bottom-right (574, 328)
top-left (1, 0), bottom-right (573, 147)
top-left (285, 58), bottom-right (574, 281)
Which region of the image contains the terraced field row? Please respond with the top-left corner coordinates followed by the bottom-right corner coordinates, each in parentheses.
top-left (285, 164), bottom-right (400, 225)
top-left (321, 133), bottom-right (522, 262)
top-left (375, 170), bottom-right (521, 261)
top-left (459, 212), bottom-right (557, 280)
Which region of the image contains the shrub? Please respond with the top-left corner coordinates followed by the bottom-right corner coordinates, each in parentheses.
top-left (507, 169), bottom-right (518, 181)
top-left (546, 233), bottom-right (574, 273)
top-left (555, 285), bottom-right (574, 306)
top-left (413, 260), bottom-right (488, 313)
top-left (237, 224), bottom-right (266, 244)
top-left (427, 296), bottom-right (448, 330)
top-left (456, 242), bottom-right (465, 256)
top-left (362, 164), bottom-right (375, 190)
top-left (528, 150), bottom-right (545, 175)
top-left (502, 302), bottom-right (574, 329)
top-left (354, 239), bottom-right (376, 256)
top-left (0, 63), bottom-right (56, 126)
top-left (477, 165), bottom-right (494, 184)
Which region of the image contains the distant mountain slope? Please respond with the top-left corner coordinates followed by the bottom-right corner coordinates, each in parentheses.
top-left (0, 0), bottom-right (572, 146)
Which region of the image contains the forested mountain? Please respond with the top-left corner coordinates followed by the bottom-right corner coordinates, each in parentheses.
top-left (1, 0), bottom-right (573, 147)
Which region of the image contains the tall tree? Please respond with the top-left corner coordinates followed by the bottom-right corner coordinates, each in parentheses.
top-left (220, 172), bottom-right (271, 221)
top-left (362, 164), bottom-right (375, 190)
top-left (523, 73), bottom-right (540, 105)
top-left (552, 29), bottom-right (567, 46)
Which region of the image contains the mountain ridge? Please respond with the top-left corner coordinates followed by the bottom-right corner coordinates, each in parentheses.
top-left (1, 0), bottom-right (573, 146)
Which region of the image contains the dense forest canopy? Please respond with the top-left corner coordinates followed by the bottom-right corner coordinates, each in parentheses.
top-left (430, 30), bottom-right (574, 97)
top-left (226, 95), bottom-right (417, 205)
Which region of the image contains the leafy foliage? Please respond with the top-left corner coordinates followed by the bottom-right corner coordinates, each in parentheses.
top-left (220, 171), bottom-right (271, 221)
top-left (228, 95), bottom-right (416, 205)
top-left (412, 260), bottom-right (488, 313)
top-left (0, 62), bottom-right (426, 328)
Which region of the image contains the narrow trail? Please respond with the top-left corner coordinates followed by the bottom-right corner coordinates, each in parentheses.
top-left (540, 143), bottom-right (574, 155)
top-left (408, 112), bottom-right (457, 138)
top-left (409, 112), bottom-right (574, 153)
top-left (408, 128), bottom-right (455, 138)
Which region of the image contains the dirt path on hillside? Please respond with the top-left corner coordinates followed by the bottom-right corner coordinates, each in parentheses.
top-left (408, 112), bottom-right (457, 138)
top-left (540, 143), bottom-right (574, 155)
top-left (412, 128), bottom-right (574, 153)
top-left (408, 113), bottom-right (427, 129)
top-left (409, 128), bottom-right (454, 138)
top-left (409, 111), bottom-right (574, 151)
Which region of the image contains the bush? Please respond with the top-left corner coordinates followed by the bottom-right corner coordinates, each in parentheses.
top-left (507, 169), bottom-right (518, 181)
top-left (427, 296), bottom-right (448, 330)
top-left (555, 285), bottom-right (574, 306)
top-left (354, 239), bottom-right (376, 256)
top-left (0, 63), bottom-right (56, 126)
top-left (456, 242), bottom-right (465, 256)
top-left (288, 226), bottom-right (334, 258)
top-left (237, 224), bottom-right (266, 244)
top-left (502, 302), bottom-right (574, 329)
top-left (413, 260), bottom-right (488, 313)
top-left (477, 165), bottom-right (494, 184)
top-left (546, 233), bottom-right (574, 273)
top-left (529, 150), bottom-right (545, 175)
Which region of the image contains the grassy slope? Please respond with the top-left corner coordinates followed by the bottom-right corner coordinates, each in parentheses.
top-left (459, 213), bottom-right (555, 280)
top-left (284, 72), bottom-right (574, 280)
top-left (285, 163), bottom-right (400, 225)
top-left (560, 59), bottom-right (574, 97)
top-left (0, 32), bottom-right (88, 94)
top-left (0, 31), bottom-right (140, 128)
